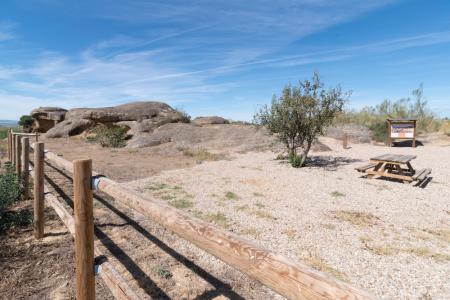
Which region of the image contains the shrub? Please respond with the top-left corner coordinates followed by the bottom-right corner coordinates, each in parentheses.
top-left (0, 162), bottom-right (21, 216)
top-left (91, 126), bottom-right (128, 148)
top-left (0, 209), bottom-right (33, 233)
top-left (254, 73), bottom-right (349, 167)
top-left (18, 115), bottom-right (34, 127)
top-left (335, 84), bottom-right (442, 139)
top-left (289, 153), bottom-right (302, 168)
top-left (0, 128), bottom-right (8, 140)
top-left (0, 162), bottom-right (28, 233)
top-left (175, 108), bottom-right (191, 123)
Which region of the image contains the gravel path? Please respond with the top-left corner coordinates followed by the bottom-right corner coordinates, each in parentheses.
top-left (128, 138), bottom-right (450, 299)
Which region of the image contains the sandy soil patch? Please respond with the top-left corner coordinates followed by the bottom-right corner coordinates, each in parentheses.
top-left (127, 138), bottom-right (450, 299)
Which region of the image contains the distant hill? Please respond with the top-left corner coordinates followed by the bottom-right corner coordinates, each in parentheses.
top-left (0, 120), bottom-right (18, 127)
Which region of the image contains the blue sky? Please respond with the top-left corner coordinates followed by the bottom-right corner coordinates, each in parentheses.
top-left (1, 0), bottom-right (450, 120)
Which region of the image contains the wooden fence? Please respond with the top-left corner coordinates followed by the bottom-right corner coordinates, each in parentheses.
top-left (6, 130), bottom-right (374, 300)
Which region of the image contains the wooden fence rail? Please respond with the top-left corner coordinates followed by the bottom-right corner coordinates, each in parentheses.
top-left (23, 140), bottom-right (373, 300)
top-left (5, 133), bottom-right (140, 300)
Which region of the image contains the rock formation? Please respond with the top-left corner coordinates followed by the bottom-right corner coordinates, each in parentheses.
top-left (192, 116), bottom-right (229, 125)
top-left (30, 107), bottom-right (67, 133)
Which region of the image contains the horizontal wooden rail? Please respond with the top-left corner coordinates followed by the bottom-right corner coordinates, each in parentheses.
top-left (29, 164), bottom-right (140, 300)
top-left (11, 132), bottom-right (39, 136)
top-left (30, 143), bottom-right (373, 300)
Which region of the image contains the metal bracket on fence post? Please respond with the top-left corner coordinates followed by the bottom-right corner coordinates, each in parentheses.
top-left (91, 175), bottom-right (104, 191)
top-left (94, 255), bottom-right (107, 276)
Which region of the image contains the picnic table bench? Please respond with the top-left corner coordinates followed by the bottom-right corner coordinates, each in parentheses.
top-left (356, 153), bottom-right (431, 184)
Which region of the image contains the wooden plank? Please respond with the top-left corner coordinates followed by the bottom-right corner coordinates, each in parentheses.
top-left (365, 170), bottom-right (413, 181)
top-left (41, 148), bottom-right (373, 300)
top-left (74, 159), bottom-right (95, 300)
top-left (355, 163), bottom-right (377, 172)
top-left (412, 169), bottom-right (426, 181)
top-left (412, 168), bottom-right (432, 181)
top-left (370, 154), bottom-right (416, 164)
top-left (417, 169), bottom-right (431, 181)
top-left (7, 129), bottom-right (12, 161)
top-left (15, 135), bottom-right (22, 174)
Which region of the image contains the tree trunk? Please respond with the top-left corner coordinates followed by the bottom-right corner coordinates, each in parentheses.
top-left (300, 140), bottom-right (312, 167)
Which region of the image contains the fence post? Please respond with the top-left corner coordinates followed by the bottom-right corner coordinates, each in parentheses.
top-left (12, 133), bottom-right (16, 165)
top-left (34, 142), bottom-right (45, 239)
top-left (15, 135), bottom-right (22, 175)
top-left (342, 133), bottom-right (348, 149)
top-left (7, 129), bottom-right (11, 161)
top-left (74, 159), bottom-right (95, 300)
top-left (21, 137), bottom-right (30, 199)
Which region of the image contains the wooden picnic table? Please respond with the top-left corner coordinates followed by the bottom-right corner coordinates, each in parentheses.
top-left (355, 153), bottom-right (431, 184)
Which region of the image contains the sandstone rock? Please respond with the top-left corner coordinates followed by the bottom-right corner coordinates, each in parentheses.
top-left (41, 101), bottom-right (185, 139)
top-left (45, 119), bottom-right (94, 138)
top-left (66, 102), bottom-right (181, 123)
top-left (30, 107), bottom-right (67, 132)
top-left (192, 116), bottom-right (229, 125)
top-left (126, 122), bottom-right (275, 151)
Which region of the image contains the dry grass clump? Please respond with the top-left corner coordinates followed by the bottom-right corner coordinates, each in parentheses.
top-left (331, 210), bottom-right (380, 227)
top-left (224, 191), bottom-right (239, 200)
top-left (363, 243), bottom-right (399, 256)
top-left (254, 201), bottom-right (265, 208)
top-left (320, 224), bottom-right (336, 230)
top-left (240, 227), bottom-right (261, 238)
top-left (252, 210), bottom-right (276, 220)
top-left (145, 182), bottom-right (193, 209)
top-left (182, 148), bottom-right (227, 162)
top-left (405, 247), bottom-right (450, 262)
top-left (235, 204), bottom-right (250, 211)
top-left (192, 210), bottom-right (229, 228)
top-left (253, 192), bottom-right (264, 197)
top-left (331, 191), bottom-right (346, 198)
top-left (300, 253), bottom-right (348, 282)
top-left (424, 229), bottom-right (450, 243)
top-left (281, 228), bottom-right (297, 239)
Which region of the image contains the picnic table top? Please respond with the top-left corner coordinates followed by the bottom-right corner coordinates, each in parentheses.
top-left (370, 154), bottom-right (417, 164)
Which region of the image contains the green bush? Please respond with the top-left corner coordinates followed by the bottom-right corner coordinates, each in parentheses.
top-left (0, 209), bottom-right (33, 233)
top-left (335, 85), bottom-right (444, 139)
top-left (0, 128), bottom-right (8, 140)
top-left (18, 115), bottom-right (34, 127)
top-left (91, 126), bottom-right (128, 148)
top-left (289, 153), bottom-right (302, 168)
top-left (0, 162), bottom-right (32, 233)
top-left (254, 73), bottom-right (348, 167)
top-left (0, 162), bottom-right (21, 216)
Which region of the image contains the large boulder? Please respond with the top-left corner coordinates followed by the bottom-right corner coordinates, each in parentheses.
top-left (46, 119), bottom-right (95, 138)
top-left (41, 101), bottom-right (185, 139)
top-left (193, 116), bottom-right (229, 125)
top-left (30, 107), bottom-right (67, 132)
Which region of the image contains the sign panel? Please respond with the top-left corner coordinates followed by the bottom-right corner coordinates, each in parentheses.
top-left (391, 123), bottom-right (415, 138)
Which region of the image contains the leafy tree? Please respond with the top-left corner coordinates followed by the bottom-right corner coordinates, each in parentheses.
top-left (18, 115), bottom-right (34, 127)
top-left (254, 73), bottom-right (349, 167)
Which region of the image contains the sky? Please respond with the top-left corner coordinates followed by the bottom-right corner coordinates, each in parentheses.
top-left (0, 0), bottom-right (450, 121)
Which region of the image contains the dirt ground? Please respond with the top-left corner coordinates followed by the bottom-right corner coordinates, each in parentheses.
top-left (0, 192), bottom-right (112, 300)
top-left (1, 132), bottom-right (449, 299)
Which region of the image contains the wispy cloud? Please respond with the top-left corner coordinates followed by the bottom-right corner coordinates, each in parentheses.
top-left (0, 21), bottom-right (15, 42)
top-left (4, 0), bottom-right (450, 120)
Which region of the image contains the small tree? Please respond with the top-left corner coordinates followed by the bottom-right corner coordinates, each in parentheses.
top-left (254, 73), bottom-right (349, 167)
top-left (18, 115), bottom-right (34, 127)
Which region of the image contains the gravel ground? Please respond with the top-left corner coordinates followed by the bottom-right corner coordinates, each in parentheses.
top-left (127, 137), bottom-right (450, 299)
